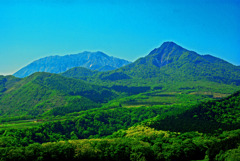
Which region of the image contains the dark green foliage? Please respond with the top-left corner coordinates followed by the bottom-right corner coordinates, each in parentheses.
top-left (2, 128), bottom-right (240, 161)
top-left (0, 105), bottom-right (173, 147)
top-left (33, 72), bottom-right (116, 102)
top-left (0, 75), bottom-right (21, 94)
top-left (207, 129), bottom-right (240, 161)
top-left (0, 139), bottom-right (153, 161)
top-left (0, 76), bottom-right (7, 93)
top-left (74, 106), bottom-right (171, 139)
top-left (0, 142), bottom-right (76, 161)
top-left (109, 85), bottom-right (151, 95)
top-left (0, 91), bottom-right (240, 160)
top-left (45, 96), bottom-right (100, 116)
top-left (215, 145), bottom-right (240, 161)
top-left (146, 91), bottom-right (240, 133)
top-left (101, 72), bottom-right (132, 81)
top-left (0, 115), bottom-right (34, 124)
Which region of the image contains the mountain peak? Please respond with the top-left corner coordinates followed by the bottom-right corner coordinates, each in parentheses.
top-left (161, 41), bottom-right (180, 47)
top-left (146, 41), bottom-right (189, 67)
top-left (80, 51), bottom-right (107, 56)
top-left (148, 42), bottom-right (183, 56)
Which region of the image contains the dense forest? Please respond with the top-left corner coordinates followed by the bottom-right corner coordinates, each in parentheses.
top-left (0, 91), bottom-right (240, 160)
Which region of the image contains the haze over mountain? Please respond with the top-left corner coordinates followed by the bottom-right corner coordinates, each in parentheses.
top-left (13, 51), bottom-right (131, 78)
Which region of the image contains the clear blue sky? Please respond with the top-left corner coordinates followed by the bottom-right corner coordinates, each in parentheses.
top-left (0, 0), bottom-right (239, 75)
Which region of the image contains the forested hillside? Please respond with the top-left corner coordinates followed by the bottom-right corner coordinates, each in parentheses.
top-left (119, 42), bottom-right (240, 84)
top-left (0, 91), bottom-right (240, 161)
top-left (145, 90), bottom-right (240, 133)
top-left (0, 75), bottom-right (21, 94)
top-left (0, 72), bottom-right (116, 117)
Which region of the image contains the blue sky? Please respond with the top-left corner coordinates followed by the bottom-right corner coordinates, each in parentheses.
top-left (0, 0), bottom-right (240, 75)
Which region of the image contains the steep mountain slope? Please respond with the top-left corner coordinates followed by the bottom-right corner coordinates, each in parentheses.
top-left (117, 42), bottom-right (240, 84)
top-left (13, 51), bottom-right (131, 78)
top-left (0, 72), bottom-right (116, 116)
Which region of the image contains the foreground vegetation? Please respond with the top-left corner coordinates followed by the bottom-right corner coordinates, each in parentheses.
top-left (0, 90), bottom-right (239, 160)
top-left (1, 127), bottom-right (240, 161)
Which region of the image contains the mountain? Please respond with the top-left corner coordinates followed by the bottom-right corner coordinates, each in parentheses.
top-left (99, 42), bottom-right (240, 85)
top-left (0, 73), bottom-right (117, 116)
top-left (121, 42), bottom-right (240, 82)
top-left (13, 51), bottom-right (131, 78)
top-left (62, 42), bottom-right (240, 91)
top-left (4, 41), bottom-right (240, 116)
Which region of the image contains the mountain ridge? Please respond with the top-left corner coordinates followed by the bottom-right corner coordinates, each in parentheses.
top-left (61, 42), bottom-right (240, 87)
top-left (114, 42), bottom-right (240, 84)
top-left (13, 51), bottom-right (131, 78)
top-left (3, 41), bottom-right (240, 116)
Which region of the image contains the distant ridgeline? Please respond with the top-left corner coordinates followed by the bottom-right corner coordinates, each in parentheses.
top-left (13, 51), bottom-right (131, 78)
